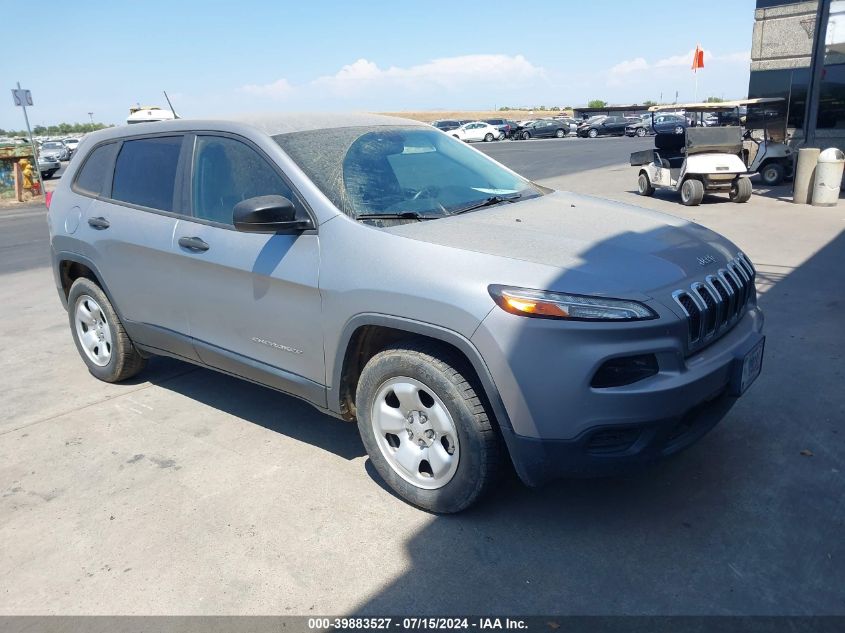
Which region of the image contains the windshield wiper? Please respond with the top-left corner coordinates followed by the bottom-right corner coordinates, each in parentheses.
top-left (355, 211), bottom-right (439, 221)
top-left (449, 194), bottom-right (522, 216)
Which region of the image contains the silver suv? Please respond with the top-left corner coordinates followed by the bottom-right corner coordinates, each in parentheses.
top-left (48, 114), bottom-right (765, 512)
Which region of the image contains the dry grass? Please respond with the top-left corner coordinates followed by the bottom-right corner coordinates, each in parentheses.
top-left (376, 109), bottom-right (574, 123)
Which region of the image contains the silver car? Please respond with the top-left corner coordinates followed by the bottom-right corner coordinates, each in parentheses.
top-left (47, 114), bottom-right (765, 512)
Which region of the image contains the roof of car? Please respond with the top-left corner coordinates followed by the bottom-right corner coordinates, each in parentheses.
top-left (81, 112), bottom-right (428, 144)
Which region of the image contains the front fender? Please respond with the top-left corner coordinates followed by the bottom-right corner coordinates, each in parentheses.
top-left (328, 313), bottom-right (513, 434)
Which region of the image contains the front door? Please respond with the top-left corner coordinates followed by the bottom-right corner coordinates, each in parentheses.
top-left (174, 133), bottom-right (325, 405)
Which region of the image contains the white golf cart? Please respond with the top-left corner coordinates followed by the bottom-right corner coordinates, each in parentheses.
top-left (742, 97), bottom-right (794, 186)
top-left (631, 101), bottom-right (754, 206)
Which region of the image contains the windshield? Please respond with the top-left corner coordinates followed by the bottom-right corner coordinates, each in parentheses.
top-left (43, 142), bottom-right (63, 149)
top-left (274, 126), bottom-right (542, 220)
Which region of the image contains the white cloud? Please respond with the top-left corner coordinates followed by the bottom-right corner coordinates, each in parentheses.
top-left (239, 54), bottom-right (546, 103)
top-left (240, 78), bottom-right (293, 99)
top-left (609, 57), bottom-right (649, 75)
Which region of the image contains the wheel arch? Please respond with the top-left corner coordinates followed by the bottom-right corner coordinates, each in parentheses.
top-left (330, 314), bottom-right (513, 434)
top-left (55, 252), bottom-right (113, 306)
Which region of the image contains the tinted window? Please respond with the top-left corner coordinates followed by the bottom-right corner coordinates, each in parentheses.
top-left (191, 135), bottom-right (299, 225)
top-left (74, 142), bottom-right (118, 197)
top-left (111, 136), bottom-right (182, 211)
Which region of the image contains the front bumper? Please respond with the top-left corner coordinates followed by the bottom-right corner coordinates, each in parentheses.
top-left (471, 302), bottom-right (764, 485)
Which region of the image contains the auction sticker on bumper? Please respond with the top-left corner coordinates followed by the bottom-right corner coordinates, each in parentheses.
top-left (739, 337), bottom-right (765, 394)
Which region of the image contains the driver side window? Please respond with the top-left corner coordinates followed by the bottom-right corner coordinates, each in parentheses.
top-left (191, 135), bottom-right (299, 225)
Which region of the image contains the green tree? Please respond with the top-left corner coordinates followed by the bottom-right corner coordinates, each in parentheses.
top-left (643, 100), bottom-right (657, 106)
top-left (706, 96), bottom-right (724, 103)
top-left (587, 99), bottom-right (607, 109)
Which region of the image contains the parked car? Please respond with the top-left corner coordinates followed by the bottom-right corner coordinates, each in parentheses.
top-left (63, 138), bottom-right (80, 156)
top-left (40, 140), bottom-right (70, 161)
top-left (37, 154), bottom-right (60, 179)
top-left (577, 115), bottom-right (631, 138)
top-left (553, 117), bottom-right (580, 134)
top-left (625, 114), bottom-right (687, 137)
top-left (514, 119), bottom-right (570, 140)
top-left (432, 120), bottom-right (461, 133)
top-left (484, 119), bottom-right (519, 139)
top-left (449, 121), bottom-right (502, 142)
top-left (48, 114), bottom-right (764, 512)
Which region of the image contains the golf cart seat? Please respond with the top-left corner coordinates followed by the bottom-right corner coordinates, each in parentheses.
top-left (654, 132), bottom-right (686, 168)
top-left (685, 126), bottom-right (743, 156)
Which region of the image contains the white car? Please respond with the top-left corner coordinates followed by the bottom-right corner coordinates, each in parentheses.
top-left (449, 121), bottom-right (502, 142)
top-left (63, 138), bottom-right (80, 155)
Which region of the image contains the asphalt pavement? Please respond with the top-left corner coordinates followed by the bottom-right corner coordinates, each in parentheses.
top-left (2, 137), bottom-right (843, 616)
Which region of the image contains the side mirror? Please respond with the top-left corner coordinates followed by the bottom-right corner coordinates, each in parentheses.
top-left (233, 195), bottom-right (313, 234)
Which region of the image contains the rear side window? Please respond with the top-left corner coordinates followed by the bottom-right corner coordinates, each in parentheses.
top-left (111, 136), bottom-right (183, 212)
top-left (74, 142), bottom-right (118, 197)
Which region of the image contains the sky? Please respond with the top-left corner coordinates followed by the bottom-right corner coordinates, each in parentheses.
top-left (1, 0), bottom-right (757, 130)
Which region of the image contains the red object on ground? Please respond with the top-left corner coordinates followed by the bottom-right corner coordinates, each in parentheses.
top-left (45, 190), bottom-right (53, 209)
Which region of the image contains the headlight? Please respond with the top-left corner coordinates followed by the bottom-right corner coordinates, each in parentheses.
top-left (488, 285), bottom-right (657, 321)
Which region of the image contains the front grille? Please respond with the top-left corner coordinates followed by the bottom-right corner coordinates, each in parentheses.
top-left (672, 253), bottom-right (756, 351)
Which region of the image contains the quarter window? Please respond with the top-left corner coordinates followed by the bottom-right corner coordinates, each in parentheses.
top-left (191, 135), bottom-right (299, 225)
top-left (111, 136), bottom-right (183, 212)
top-left (74, 142), bottom-right (118, 197)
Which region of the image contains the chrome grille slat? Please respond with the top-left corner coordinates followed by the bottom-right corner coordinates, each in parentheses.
top-left (672, 253), bottom-right (756, 352)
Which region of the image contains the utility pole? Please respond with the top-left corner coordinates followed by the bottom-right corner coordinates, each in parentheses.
top-left (88, 112), bottom-right (94, 124)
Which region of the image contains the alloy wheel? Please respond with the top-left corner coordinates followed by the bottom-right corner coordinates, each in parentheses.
top-left (74, 295), bottom-right (113, 367)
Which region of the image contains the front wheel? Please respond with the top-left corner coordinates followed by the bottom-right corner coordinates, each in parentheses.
top-left (638, 172), bottom-right (654, 196)
top-left (555, 129), bottom-right (565, 138)
top-left (67, 278), bottom-right (146, 382)
top-left (760, 162), bottom-right (785, 186)
top-left (636, 127), bottom-right (647, 137)
top-left (680, 178), bottom-right (704, 206)
top-left (356, 342), bottom-right (502, 513)
top-left (484, 133), bottom-right (494, 142)
top-left (588, 128), bottom-right (598, 138)
top-left (730, 177), bottom-right (753, 203)
top-left (521, 131), bottom-right (531, 140)
top-left (497, 132), bottom-right (506, 141)
top-left (674, 125), bottom-right (685, 135)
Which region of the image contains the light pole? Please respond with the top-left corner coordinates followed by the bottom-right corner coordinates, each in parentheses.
top-left (88, 112), bottom-right (94, 125)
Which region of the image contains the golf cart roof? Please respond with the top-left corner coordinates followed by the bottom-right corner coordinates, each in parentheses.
top-left (648, 98), bottom-right (784, 112)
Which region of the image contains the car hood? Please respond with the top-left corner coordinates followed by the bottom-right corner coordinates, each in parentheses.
top-left (383, 191), bottom-right (740, 297)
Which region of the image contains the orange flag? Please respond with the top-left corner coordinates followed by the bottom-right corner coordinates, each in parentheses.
top-left (692, 44), bottom-right (705, 72)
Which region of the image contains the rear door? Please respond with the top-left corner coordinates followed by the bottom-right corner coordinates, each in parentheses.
top-left (173, 133), bottom-right (325, 403)
top-left (80, 134), bottom-right (197, 360)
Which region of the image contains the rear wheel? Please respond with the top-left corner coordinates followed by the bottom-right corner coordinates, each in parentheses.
top-left (730, 177), bottom-right (753, 203)
top-left (680, 178), bottom-right (704, 206)
top-left (67, 278), bottom-right (146, 382)
top-left (674, 125), bottom-right (685, 135)
top-left (636, 127), bottom-right (647, 137)
top-left (497, 132), bottom-right (505, 141)
top-left (356, 342), bottom-right (502, 513)
top-left (588, 128), bottom-right (598, 138)
top-left (484, 133), bottom-right (494, 142)
top-left (638, 172), bottom-right (654, 196)
top-left (760, 162), bottom-right (785, 186)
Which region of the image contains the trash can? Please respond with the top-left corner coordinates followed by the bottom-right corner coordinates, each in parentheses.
top-left (812, 147), bottom-right (845, 207)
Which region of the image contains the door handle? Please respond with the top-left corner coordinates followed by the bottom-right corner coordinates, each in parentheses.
top-left (87, 216), bottom-right (110, 230)
top-left (178, 236), bottom-right (210, 252)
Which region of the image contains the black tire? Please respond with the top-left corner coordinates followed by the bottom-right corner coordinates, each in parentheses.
top-left (67, 278), bottom-right (146, 382)
top-left (555, 128), bottom-right (565, 138)
top-left (636, 127), bottom-right (647, 137)
top-left (674, 125), bottom-right (685, 135)
top-left (484, 133), bottom-right (494, 142)
top-left (521, 131), bottom-right (531, 140)
top-left (638, 172), bottom-right (654, 196)
top-left (730, 177), bottom-right (753, 203)
top-left (588, 128), bottom-right (598, 138)
top-left (356, 341), bottom-right (502, 513)
top-left (680, 178), bottom-right (704, 206)
top-left (760, 162), bottom-right (785, 186)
